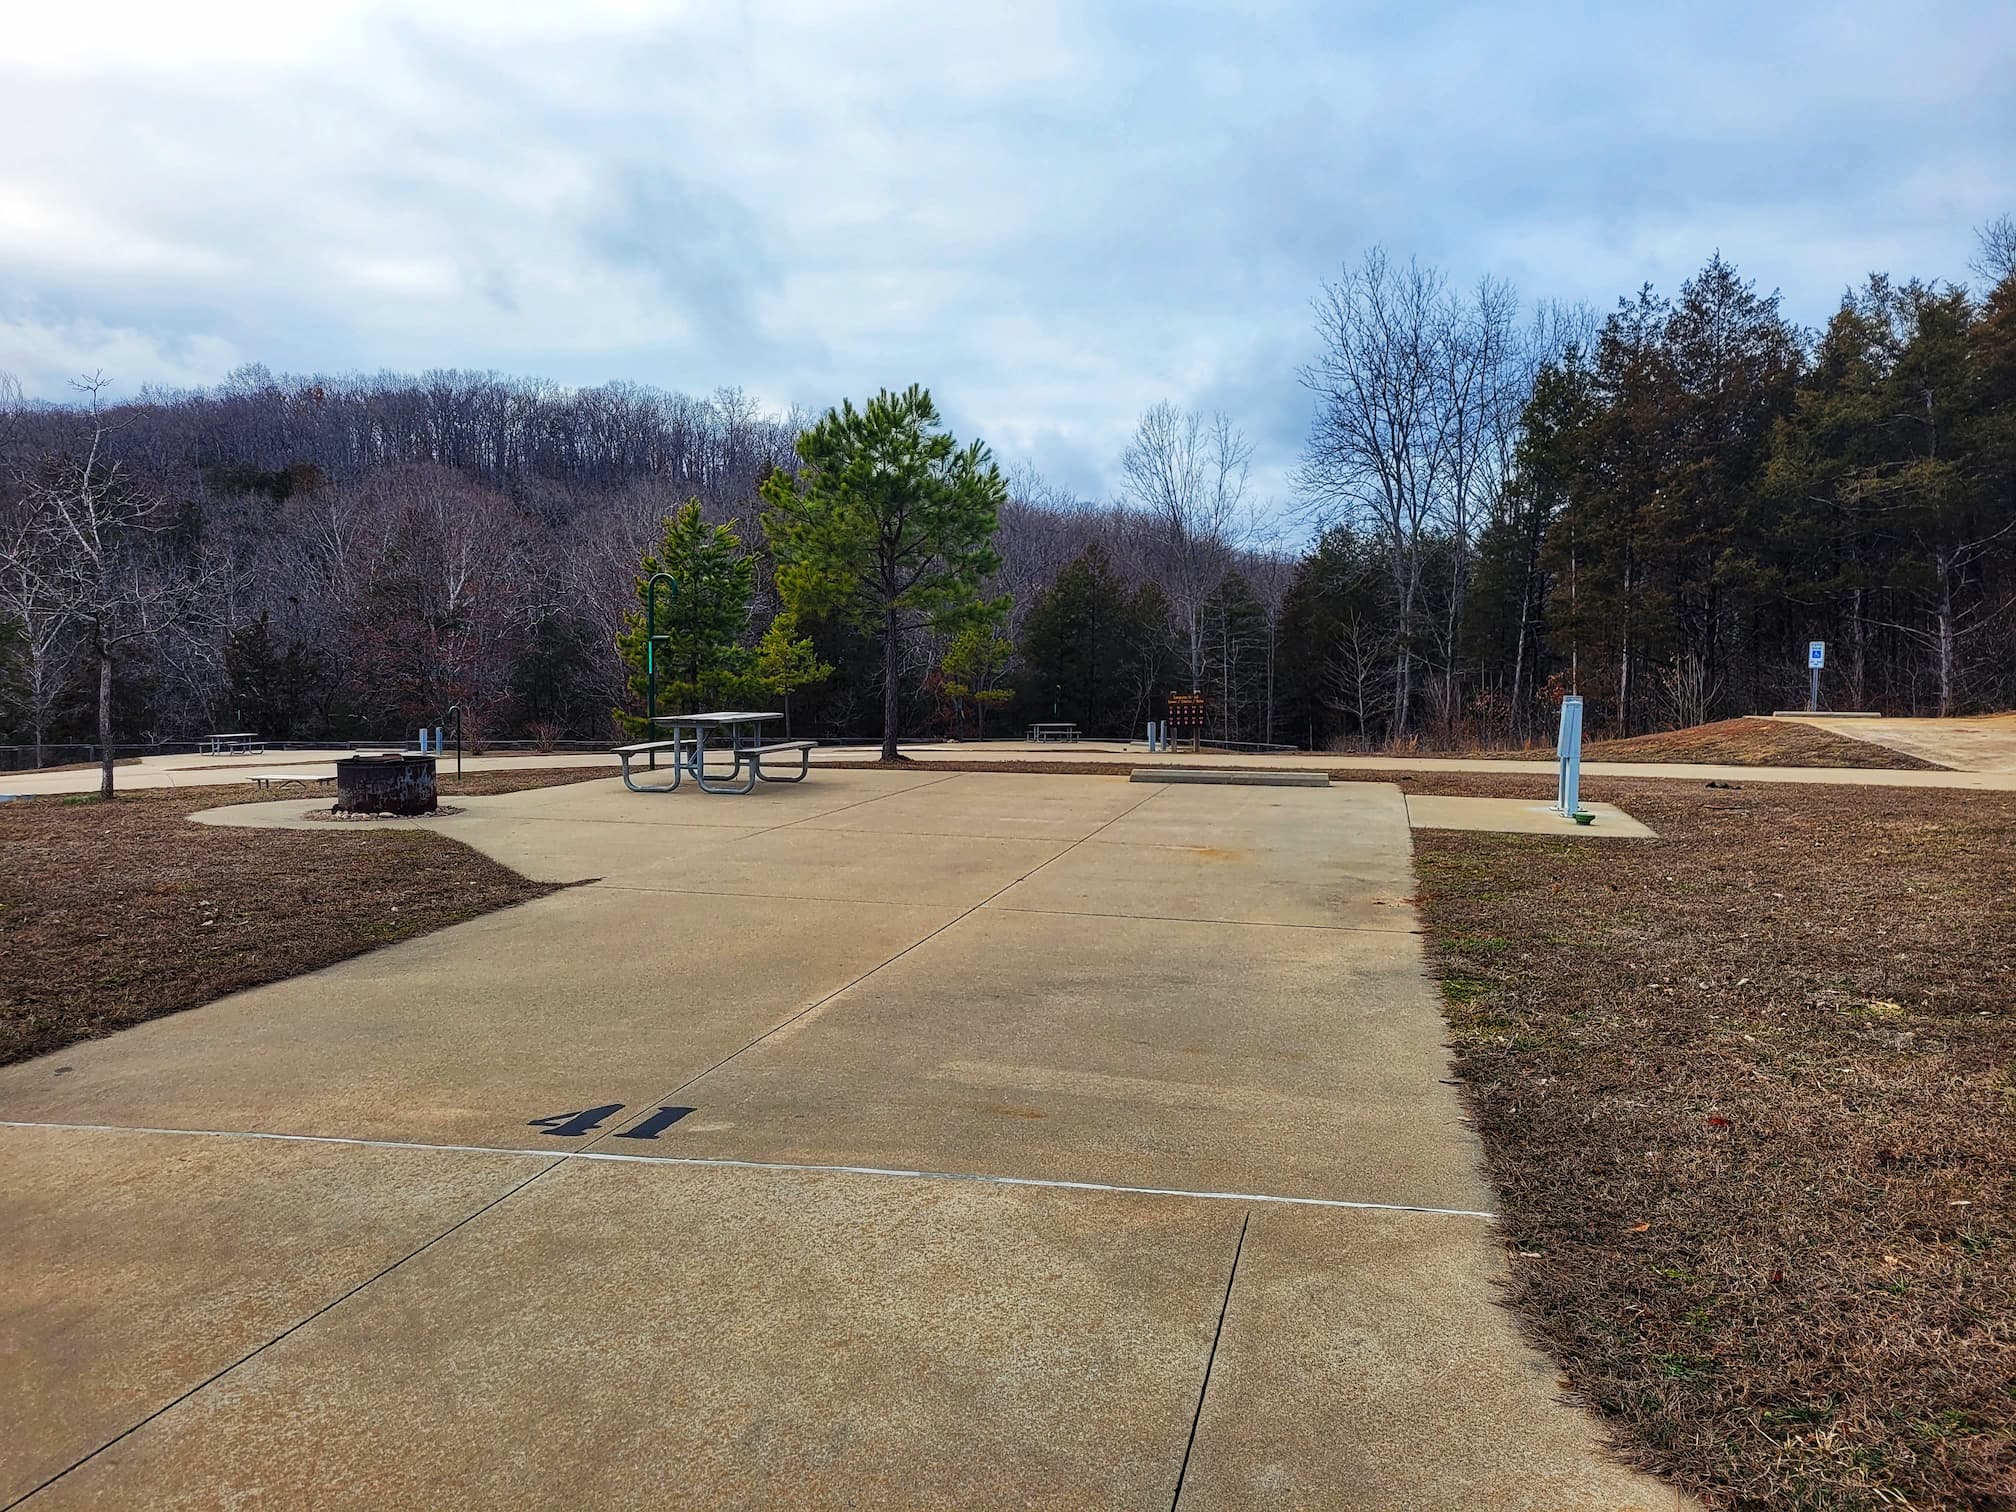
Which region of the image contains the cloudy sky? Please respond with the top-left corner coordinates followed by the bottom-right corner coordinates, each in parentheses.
top-left (2, 0), bottom-right (2011, 503)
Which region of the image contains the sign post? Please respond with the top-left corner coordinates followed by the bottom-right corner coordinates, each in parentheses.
top-left (1165, 693), bottom-right (1207, 752)
top-left (1808, 641), bottom-right (1825, 713)
top-left (1554, 695), bottom-right (1584, 818)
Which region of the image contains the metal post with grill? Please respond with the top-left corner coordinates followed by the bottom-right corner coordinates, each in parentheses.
top-left (1165, 693), bottom-right (1207, 752)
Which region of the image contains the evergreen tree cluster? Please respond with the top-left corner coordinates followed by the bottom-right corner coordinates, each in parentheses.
top-left (1456, 259), bottom-right (2016, 736)
top-left (2, 239), bottom-right (2010, 766)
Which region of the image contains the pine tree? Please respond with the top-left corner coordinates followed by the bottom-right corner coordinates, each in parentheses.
top-left (753, 610), bottom-right (832, 736)
top-left (939, 623), bottom-right (1013, 738)
top-left (1277, 528), bottom-right (1390, 748)
top-left (761, 386), bottom-right (1006, 760)
top-left (225, 611), bottom-right (325, 739)
top-left (1199, 572), bottom-right (1267, 742)
top-left (614, 500), bottom-right (761, 734)
top-left (1016, 543), bottom-right (1151, 736)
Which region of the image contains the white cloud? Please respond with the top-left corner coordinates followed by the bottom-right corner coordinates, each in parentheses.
top-left (0, 0), bottom-right (2010, 499)
top-left (0, 308), bottom-right (246, 395)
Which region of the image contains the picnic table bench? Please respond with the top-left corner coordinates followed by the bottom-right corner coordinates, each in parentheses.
top-left (248, 772), bottom-right (333, 794)
top-left (1026, 722), bottom-right (1080, 743)
top-left (615, 712), bottom-right (814, 795)
top-left (201, 732), bottom-right (266, 755)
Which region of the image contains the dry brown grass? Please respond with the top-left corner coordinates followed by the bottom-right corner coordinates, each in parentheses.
top-left (1404, 772), bottom-right (2015, 1510)
top-left (0, 767), bottom-right (611, 1067)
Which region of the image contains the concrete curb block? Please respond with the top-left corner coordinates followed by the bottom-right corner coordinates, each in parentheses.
top-left (1128, 768), bottom-right (1332, 788)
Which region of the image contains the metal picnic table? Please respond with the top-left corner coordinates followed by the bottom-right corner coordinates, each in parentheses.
top-left (200, 732), bottom-right (265, 755)
top-left (612, 711), bottom-right (814, 795)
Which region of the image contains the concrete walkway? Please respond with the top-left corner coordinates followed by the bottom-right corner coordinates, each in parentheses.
top-left (10, 724), bottom-right (2016, 800)
top-left (1778, 711), bottom-right (2016, 773)
top-left (819, 738), bottom-right (2016, 790)
top-left (0, 771), bottom-right (1680, 1509)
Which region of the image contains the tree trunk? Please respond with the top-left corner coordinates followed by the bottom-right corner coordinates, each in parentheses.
top-left (881, 608), bottom-right (901, 761)
top-left (1388, 546), bottom-right (1412, 740)
top-left (1849, 588), bottom-right (1866, 710)
top-left (1264, 616), bottom-right (1276, 747)
top-left (1443, 554), bottom-right (1465, 736)
top-left (1935, 555), bottom-right (1956, 717)
top-left (30, 654), bottom-right (46, 770)
top-left (97, 638), bottom-right (115, 800)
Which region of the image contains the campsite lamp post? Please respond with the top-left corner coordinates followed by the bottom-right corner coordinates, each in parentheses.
top-left (645, 571), bottom-right (677, 770)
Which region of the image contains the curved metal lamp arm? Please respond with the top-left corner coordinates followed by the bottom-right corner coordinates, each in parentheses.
top-left (440, 703), bottom-right (463, 777)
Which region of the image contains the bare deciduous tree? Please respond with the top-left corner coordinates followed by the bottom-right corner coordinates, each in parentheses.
top-left (0, 376), bottom-right (210, 796)
top-left (1118, 402), bottom-right (1252, 692)
top-left (0, 530), bottom-right (75, 768)
top-left (1244, 544), bottom-right (1297, 746)
top-left (1298, 249), bottom-right (1448, 736)
top-left (0, 371), bottom-right (76, 766)
top-left (1971, 212), bottom-right (2016, 285)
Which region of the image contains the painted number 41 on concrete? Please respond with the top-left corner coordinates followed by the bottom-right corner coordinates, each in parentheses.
top-left (528, 1104), bottom-right (694, 1139)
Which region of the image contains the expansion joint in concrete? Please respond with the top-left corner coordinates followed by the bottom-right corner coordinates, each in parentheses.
top-left (1170, 1209), bottom-right (1250, 1510)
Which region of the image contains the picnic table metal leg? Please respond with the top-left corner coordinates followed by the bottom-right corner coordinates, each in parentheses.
top-left (620, 745), bottom-right (682, 793)
top-left (696, 722), bottom-right (758, 794)
top-left (754, 744), bottom-right (810, 783)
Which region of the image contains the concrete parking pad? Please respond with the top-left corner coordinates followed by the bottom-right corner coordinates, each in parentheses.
top-left (1404, 794), bottom-right (1657, 838)
top-left (1181, 1204), bottom-right (1673, 1511)
top-left (998, 782), bottom-right (1414, 928)
top-left (0, 1123), bottom-right (534, 1506)
top-left (0, 886), bottom-right (950, 1148)
top-left (0, 767), bottom-right (1684, 1507)
top-left (1093, 778), bottom-right (1409, 847)
top-left (499, 765), bottom-right (957, 828)
top-left (993, 836), bottom-right (1415, 929)
top-left (188, 795), bottom-right (769, 883)
top-left (662, 907), bottom-right (1494, 1213)
top-left (668, 825), bottom-right (1068, 907)
top-left (29, 1162), bottom-right (1241, 1511)
top-left (788, 769), bottom-right (1154, 840)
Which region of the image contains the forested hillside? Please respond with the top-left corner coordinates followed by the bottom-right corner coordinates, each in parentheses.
top-left (3, 236), bottom-right (2012, 764)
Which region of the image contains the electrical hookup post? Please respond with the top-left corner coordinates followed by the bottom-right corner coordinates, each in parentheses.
top-left (1165, 693), bottom-right (1207, 753)
top-left (1808, 640), bottom-right (1825, 712)
top-left (1554, 695), bottom-right (1584, 818)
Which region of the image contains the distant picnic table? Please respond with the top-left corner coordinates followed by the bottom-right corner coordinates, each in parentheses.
top-left (200, 732), bottom-right (265, 755)
top-left (1026, 722), bottom-right (1080, 743)
top-left (613, 711), bottom-right (814, 795)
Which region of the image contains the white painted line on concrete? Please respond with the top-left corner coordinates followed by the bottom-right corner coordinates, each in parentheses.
top-left (0, 1118), bottom-right (1496, 1220)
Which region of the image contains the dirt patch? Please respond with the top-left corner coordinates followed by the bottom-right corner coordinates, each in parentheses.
top-left (1410, 777), bottom-right (2015, 1509)
top-left (0, 767), bottom-right (611, 1068)
top-left (1467, 717), bottom-right (1943, 770)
